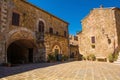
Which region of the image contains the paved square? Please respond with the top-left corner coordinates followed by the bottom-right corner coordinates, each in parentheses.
top-left (0, 61), bottom-right (120, 80)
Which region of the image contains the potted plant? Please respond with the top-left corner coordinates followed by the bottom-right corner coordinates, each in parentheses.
top-left (47, 53), bottom-right (56, 63)
top-left (108, 53), bottom-right (114, 63)
top-left (87, 54), bottom-right (96, 61)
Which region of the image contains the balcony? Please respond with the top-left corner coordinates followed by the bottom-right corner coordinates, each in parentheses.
top-left (35, 32), bottom-right (44, 43)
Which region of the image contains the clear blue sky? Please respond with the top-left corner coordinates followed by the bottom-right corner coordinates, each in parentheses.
top-left (27, 0), bottom-right (120, 35)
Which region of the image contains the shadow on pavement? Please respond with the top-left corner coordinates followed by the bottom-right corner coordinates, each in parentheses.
top-left (0, 61), bottom-right (74, 78)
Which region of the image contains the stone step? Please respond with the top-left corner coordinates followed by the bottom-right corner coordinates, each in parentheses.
top-left (118, 58), bottom-right (120, 60)
top-left (114, 62), bottom-right (120, 64)
top-left (114, 60), bottom-right (120, 62)
top-left (117, 57), bottom-right (120, 59)
top-left (115, 61), bottom-right (120, 63)
top-left (116, 59), bottom-right (120, 61)
top-left (114, 54), bottom-right (120, 64)
top-left (118, 57), bottom-right (120, 58)
top-left (117, 58), bottom-right (120, 60)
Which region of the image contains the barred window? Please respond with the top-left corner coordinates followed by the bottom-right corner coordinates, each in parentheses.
top-left (91, 36), bottom-right (95, 43)
top-left (38, 21), bottom-right (44, 33)
top-left (49, 27), bottom-right (53, 34)
top-left (12, 12), bottom-right (20, 26)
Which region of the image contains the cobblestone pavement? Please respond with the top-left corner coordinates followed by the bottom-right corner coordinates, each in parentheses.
top-left (0, 61), bottom-right (120, 80)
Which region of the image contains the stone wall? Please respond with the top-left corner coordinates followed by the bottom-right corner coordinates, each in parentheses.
top-left (69, 35), bottom-right (78, 45)
top-left (0, 0), bottom-right (69, 63)
top-left (115, 8), bottom-right (120, 51)
top-left (69, 35), bottom-right (79, 59)
top-left (45, 34), bottom-right (69, 57)
top-left (70, 45), bottom-right (79, 59)
top-left (78, 7), bottom-right (118, 58)
top-left (8, 0), bottom-right (68, 35)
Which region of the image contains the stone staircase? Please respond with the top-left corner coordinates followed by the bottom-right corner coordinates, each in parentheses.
top-left (1, 0), bottom-right (8, 32)
top-left (114, 53), bottom-right (120, 64)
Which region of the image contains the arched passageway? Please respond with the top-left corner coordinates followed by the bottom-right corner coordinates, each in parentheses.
top-left (7, 39), bottom-right (36, 64)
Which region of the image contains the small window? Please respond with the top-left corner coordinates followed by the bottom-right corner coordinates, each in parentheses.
top-left (74, 36), bottom-right (78, 41)
top-left (49, 27), bottom-right (53, 34)
top-left (108, 39), bottom-right (111, 44)
top-left (38, 21), bottom-right (44, 33)
top-left (12, 12), bottom-right (20, 26)
top-left (91, 36), bottom-right (95, 43)
top-left (91, 45), bottom-right (95, 49)
top-left (64, 31), bottom-right (67, 37)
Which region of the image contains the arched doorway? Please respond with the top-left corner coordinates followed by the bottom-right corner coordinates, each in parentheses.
top-left (7, 39), bottom-right (36, 64)
top-left (52, 45), bottom-right (62, 61)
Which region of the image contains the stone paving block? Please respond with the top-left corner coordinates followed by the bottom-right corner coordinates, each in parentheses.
top-left (0, 61), bottom-right (120, 80)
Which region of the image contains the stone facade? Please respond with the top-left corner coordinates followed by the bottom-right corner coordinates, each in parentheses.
top-left (0, 0), bottom-right (69, 64)
top-left (69, 35), bottom-right (79, 59)
top-left (78, 7), bottom-right (120, 59)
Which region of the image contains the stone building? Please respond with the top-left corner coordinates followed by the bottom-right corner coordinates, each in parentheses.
top-left (77, 6), bottom-right (120, 60)
top-left (69, 35), bottom-right (79, 59)
top-left (0, 0), bottom-right (69, 64)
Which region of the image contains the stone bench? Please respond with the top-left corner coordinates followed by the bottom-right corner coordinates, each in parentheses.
top-left (96, 57), bottom-right (107, 62)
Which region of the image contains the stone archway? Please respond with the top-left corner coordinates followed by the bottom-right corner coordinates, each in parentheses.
top-left (52, 45), bottom-right (61, 54)
top-left (6, 28), bottom-right (38, 64)
top-left (52, 44), bottom-right (62, 61)
top-left (7, 39), bottom-right (36, 64)
top-left (6, 28), bottom-right (35, 48)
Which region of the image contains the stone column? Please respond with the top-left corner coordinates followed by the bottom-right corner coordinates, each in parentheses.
top-left (0, 41), bottom-right (6, 64)
top-left (44, 42), bottom-right (50, 62)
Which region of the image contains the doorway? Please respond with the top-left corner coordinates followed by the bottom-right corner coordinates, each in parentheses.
top-left (28, 48), bottom-right (33, 63)
top-left (7, 40), bottom-right (35, 64)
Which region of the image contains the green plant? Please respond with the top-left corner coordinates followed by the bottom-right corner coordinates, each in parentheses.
top-left (62, 55), bottom-right (68, 61)
top-left (47, 53), bottom-right (56, 62)
top-left (113, 53), bottom-right (119, 61)
top-left (108, 53), bottom-right (114, 63)
top-left (82, 56), bottom-right (86, 60)
top-left (87, 54), bottom-right (96, 61)
top-left (78, 54), bottom-right (83, 61)
top-left (108, 53), bottom-right (119, 62)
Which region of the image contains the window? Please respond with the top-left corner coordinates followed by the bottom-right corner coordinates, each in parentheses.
top-left (56, 31), bottom-right (59, 35)
top-left (38, 21), bottom-right (44, 33)
top-left (91, 45), bottom-right (95, 49)
top-left (74, 36), bottom-right (78, 41)
top-left (49, 27), bottom-right (53, 34)
top-left (12, 12), bottom-right (20, 26)
top-left (91, 36), bottom-right (95, 43)
top-left (108, 38), bottom-right (111, 44)
top-left (64, 31), bottom-right (67, 37)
